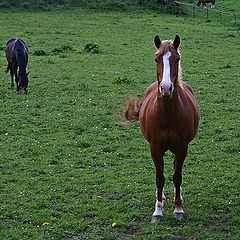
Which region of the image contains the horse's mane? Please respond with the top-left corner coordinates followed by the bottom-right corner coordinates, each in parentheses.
top-left (155, 40), bottom-right (183, 87)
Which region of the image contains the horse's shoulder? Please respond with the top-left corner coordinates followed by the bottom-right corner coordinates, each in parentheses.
top-left (180, 81), bottom-right (200, 116)
top-left (181, 81), bottom-right (194, 95)
top-left (144, 81), bottom-right (158, 99)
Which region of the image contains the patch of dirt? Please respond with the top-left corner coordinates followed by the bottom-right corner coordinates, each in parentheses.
top-left (205, 217), bottom-right (231, 234)
top-left (118, 226), bottom-right (145, 238)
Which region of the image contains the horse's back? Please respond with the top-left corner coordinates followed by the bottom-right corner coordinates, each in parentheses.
top-left (6, 38), bottom-right (16, 52)
top-left (141, 81), bottom-right (158, 113)
top-left (139, 81), bottom-right (159, 141)
top-left (180, 81), bottom-right (200, 139)
top-left (6, 38), bottom-right (28, 65)
top-left (6, 38), bottom-right (28, 53)
top-left (143, 81), bottom-right (158, 98)
top-left (5, 38), bottom-right (18, 63)
top-left (6, 37), bottom-right (18, 47)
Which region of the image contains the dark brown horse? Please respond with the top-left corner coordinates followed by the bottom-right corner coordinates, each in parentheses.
top-left (197, 0), bottom-right (216, 8)
top-left (5, 37), bottom-right (29, 94)
top-left (124, 35), bottom-right (200, 222)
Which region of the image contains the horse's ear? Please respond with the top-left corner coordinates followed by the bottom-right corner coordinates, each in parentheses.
top-left (154, 35), bottom-right (161, 49)
top-left (173, 35), bottom-right (180, 49)
top-left (27, 71), bottom-right (30, 76)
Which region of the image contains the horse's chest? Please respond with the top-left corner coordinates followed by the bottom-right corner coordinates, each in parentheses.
top-left (159, 117), bottom-right (185, 139)
top-left (142, 112), bottom-right (188, 144)
top-left (156, 109), bottom-right (184, 129)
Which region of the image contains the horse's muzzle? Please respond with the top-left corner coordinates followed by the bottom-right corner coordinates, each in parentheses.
top-left (160, 83), bottom-right (174, 98)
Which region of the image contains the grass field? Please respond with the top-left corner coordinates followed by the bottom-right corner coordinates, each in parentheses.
top-left (0, 7), bottom-right (239, 240)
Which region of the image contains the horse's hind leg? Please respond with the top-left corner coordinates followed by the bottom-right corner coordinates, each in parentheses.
top-left (10, 68), bottom-right (14, 88)
top-left (173, 146), bottom-right (188, 219)
top-left (6, 63), bottom-right (14, 88)
top-left (13, 64), bottom-right (20, 94)
top-left (150, 144), bottom-right (165, 223)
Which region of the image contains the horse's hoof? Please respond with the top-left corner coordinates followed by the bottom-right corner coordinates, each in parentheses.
top-left (151, 215), bottom-right (162, 223)
top-left (173, 212), bottom-right (184, 220)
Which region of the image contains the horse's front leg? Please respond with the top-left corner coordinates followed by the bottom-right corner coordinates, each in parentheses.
top-left (11, 71), bottom-right (14, 88)
top-left (150, 143), bottom-right (165, 223)
top-left (173, 146), bottom-right (188, 219)
top-left (15, 75), bottom-right (20, 94)
top-left (13, 65), bottom-right (20, 94)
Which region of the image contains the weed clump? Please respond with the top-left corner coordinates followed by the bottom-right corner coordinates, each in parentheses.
top-left (52, 45), bottom-right (73, 54)
top-left (83, 43), bottom-right (100, 54)
top-left (33, 50), bottom-right (48, 56)
top-left (113, 76), bottom-right (130, 84)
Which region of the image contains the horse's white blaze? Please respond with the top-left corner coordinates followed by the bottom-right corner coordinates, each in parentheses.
top-left (160, 51), bottom-right (173, 94)
top-left (153, 200), bottom-right (164, 217)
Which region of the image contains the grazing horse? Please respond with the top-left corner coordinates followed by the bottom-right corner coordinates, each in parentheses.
top-left (124, 35), bottom-right (200, 222)
top-left (5, 37), bottom-right (29, 94)
top-left (197, 0), bottom-right (216, 8)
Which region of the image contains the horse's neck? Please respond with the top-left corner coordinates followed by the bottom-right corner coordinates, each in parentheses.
top-left (19, 68), bottom-right (27, 75)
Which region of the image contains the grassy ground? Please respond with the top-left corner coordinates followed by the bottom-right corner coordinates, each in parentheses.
top-left (0, 8), bottom-right (239, 240)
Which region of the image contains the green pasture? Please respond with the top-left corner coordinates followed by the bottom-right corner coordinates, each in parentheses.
top-left (0, 7), bottom-right (239, 240)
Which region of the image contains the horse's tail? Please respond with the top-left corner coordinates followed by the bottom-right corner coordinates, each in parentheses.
top-left (123, 96), bottom-right (143, 122)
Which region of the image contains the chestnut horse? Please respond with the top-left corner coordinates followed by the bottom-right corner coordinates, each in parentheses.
top-left (124, 35), bottom-right (200, 222)
top-left (197, 0), bottom-right (215, 8)
top-left (5, 37), bottom-right (29, 94)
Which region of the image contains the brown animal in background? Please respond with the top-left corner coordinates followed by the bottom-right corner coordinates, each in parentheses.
top-left (124, 35), bottom-right (200, 222)
top-left (5, 37), bottom-right (29, 94)
top-left (197, 0), bottom-right (216, 8)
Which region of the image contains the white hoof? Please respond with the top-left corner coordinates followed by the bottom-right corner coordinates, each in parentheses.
top-left (151, 215), bottom-right (162, 223)
top-left (173, 206), bottom-right (184, 220)
top-left (152, 200), bottom-right (164, 222)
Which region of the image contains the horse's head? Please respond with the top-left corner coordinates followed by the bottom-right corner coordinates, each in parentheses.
top-left (154, 35), bottom-right (181, 98)
top-left (18, 71), bottom-right (29, 94)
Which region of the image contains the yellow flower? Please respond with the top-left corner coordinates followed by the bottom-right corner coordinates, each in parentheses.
top-left (42, 221), bottom-right (49, 226)
top-left (111, 222), bottom-right (117, 228)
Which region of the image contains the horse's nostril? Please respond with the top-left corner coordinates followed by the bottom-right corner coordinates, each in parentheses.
top-left (169, 84), bottom-right (173, 92)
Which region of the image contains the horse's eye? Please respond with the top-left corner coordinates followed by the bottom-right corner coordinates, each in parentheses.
top-left (155, 58), bottom-right (158, 63)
